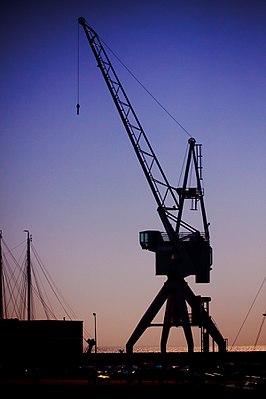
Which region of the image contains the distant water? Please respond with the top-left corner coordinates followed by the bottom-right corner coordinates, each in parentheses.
top-left (95, 345), bottom-right (266, 353)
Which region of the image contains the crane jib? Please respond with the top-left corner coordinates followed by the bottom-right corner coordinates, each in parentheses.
top-left (78, 18), bottom-right (195, 233)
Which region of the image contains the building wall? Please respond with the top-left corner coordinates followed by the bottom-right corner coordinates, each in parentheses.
top-left (0, 319), bottom-right (83, 369)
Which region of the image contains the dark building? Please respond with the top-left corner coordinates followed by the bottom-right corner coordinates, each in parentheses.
top-left (0, 318), bottom-right (83, 371)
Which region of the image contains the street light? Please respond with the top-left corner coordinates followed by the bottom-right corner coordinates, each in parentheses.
top-left (93, 312), bottom-right (97, 353)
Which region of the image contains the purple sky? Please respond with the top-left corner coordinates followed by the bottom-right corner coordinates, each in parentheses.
top-left (1, 1), bottom-right (265, 351)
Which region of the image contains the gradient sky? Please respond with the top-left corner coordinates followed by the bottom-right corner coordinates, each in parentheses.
top-left (1, 1), bottom-right (265, 351)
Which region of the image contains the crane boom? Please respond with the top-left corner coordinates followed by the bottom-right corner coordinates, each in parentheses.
top-left (78, 18), bottom-right (194, 238)
top-left (78, 17), bottom-right (226, 353)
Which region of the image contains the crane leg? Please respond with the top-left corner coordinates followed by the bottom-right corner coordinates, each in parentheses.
top-left (160, 293), bottom-right (175, 353)
top-left (174, 280), bottom-right (194, 352)
top-left (126, 281), bottom-right (170, 353)
top-left (127, 278), bottom-right (194, 353)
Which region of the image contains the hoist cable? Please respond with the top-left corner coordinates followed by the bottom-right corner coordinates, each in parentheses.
top-left (76, 23), bottom-right (80, 115)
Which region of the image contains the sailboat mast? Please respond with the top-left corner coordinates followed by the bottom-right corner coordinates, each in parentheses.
top-left (24, 230), bottom-right (31, 321)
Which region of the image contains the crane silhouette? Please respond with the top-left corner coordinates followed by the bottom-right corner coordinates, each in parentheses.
top-left (78, 17), bottom-right (227, 353)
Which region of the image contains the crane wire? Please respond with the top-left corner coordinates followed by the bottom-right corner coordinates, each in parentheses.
top-left (77, 22), bottom-right (192, 138)
top-left (77, 24), bottom-right (196, 186)
top-left (101, 38), bottom-right (192, 139)
top-left (97, 38), bottom-right (195, 192)
top-left (76, 23), bottom-right (80, 115)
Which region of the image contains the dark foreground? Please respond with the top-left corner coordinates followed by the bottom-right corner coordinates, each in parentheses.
top-left (1, 377), bottom-right (265, 398)
top-left (1, 351), bottom-right (265, 397)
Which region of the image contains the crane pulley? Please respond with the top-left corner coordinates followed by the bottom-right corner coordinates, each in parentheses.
top-left (78, 17), bottom-right (226, 353)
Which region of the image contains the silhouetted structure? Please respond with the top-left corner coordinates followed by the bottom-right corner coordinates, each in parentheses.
top-left (0, 318), bottom-right (83, 371)
top-left (78, 17), bottom-right (227, 353)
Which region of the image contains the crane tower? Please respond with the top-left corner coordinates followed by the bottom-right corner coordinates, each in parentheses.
top-left (78, 17), bottom-right (227, 353)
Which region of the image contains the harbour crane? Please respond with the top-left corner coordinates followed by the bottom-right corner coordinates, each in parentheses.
top-left (78, 17), bottom-right (227, 353)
